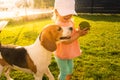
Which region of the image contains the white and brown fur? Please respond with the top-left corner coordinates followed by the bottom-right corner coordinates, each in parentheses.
top-left (0, 24), bottom-right (73, 80)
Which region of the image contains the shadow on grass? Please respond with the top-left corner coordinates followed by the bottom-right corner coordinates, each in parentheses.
top-left (76, 14), bottom-right (120, 22)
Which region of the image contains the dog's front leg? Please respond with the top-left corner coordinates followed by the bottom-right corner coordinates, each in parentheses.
top-left (0, 65), bottom-right (3, 77)
top-left (4, 66), bottom-right (13, 80)
top-left (45, 67), bottom-right (54, 80)
top-left (34, 72), bottom-right (43, 80)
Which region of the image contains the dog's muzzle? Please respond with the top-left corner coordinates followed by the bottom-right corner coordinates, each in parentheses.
top-left (60, 27), bottom-right (73, 40)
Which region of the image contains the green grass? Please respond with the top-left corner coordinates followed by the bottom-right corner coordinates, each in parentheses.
top-left (0, 14), bottom-right (120, 80)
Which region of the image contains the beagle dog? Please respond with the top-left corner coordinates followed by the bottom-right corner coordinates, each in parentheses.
top-left (0, 24), bottom-right (73, 80)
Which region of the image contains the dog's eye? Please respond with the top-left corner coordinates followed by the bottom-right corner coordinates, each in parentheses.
top-left (57, 27), bottom-right (62, 31)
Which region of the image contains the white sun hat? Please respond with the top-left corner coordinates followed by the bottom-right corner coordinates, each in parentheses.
top-left (54, 0), bottom-right (77, 16)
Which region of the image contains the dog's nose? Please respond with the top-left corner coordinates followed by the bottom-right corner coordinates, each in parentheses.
top-left (69, 27), bottom-right (73, 31)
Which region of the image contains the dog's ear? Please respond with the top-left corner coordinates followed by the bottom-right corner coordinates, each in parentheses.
top-left (40, 32), bottom-right (56, 52)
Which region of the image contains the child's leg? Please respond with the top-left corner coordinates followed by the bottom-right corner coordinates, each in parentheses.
top-left (66, 60), bottom-right (73, 80)
top-left (68, 60), bottom-right (73, 74)
top-left (55, 57), bottom-right (69, 80)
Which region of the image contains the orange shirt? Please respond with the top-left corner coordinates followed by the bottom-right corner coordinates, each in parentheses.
top-left (55, 21), bottom-right (82, 59)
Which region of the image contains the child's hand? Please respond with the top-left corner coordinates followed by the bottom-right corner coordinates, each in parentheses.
top-left (78, 28), bottom-right (88, 36)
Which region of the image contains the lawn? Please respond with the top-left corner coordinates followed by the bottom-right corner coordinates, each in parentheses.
top-left (0, 14), bottom-right (120, 80)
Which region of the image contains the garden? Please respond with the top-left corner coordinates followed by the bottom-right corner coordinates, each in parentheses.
top-left (0, 14), bottom-right (120, 80)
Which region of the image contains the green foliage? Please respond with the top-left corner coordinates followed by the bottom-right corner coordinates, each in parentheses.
top-left (10, 70), bottom-right (34, 80)
top-left (73, 14), bottom-right (120, 80)
top-left (0, 18), bottom-right (52, 45)
top-left (0, 14), bottom-right (120, 80)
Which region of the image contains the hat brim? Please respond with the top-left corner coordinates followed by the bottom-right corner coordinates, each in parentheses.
top-left (57, 9), bottom-right (77, 16)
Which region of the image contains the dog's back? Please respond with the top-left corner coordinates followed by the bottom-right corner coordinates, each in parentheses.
top-left (0, 45), bottom-right (29, 68)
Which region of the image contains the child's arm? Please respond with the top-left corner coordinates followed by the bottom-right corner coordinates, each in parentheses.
top-left (61, 28), bottom-right (88, 44)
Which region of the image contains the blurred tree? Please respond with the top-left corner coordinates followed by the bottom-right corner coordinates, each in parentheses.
top-left (15, 0), bottom-right (34, 8)
top-left (34, 0), bottom-right (55, 9)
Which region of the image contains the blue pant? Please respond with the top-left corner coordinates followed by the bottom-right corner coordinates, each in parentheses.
top-left (55, 57), bottom-right (73, 80)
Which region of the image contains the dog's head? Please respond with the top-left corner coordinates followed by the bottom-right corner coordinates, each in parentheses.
top-left (40, 24), bottom-right (73, 52)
